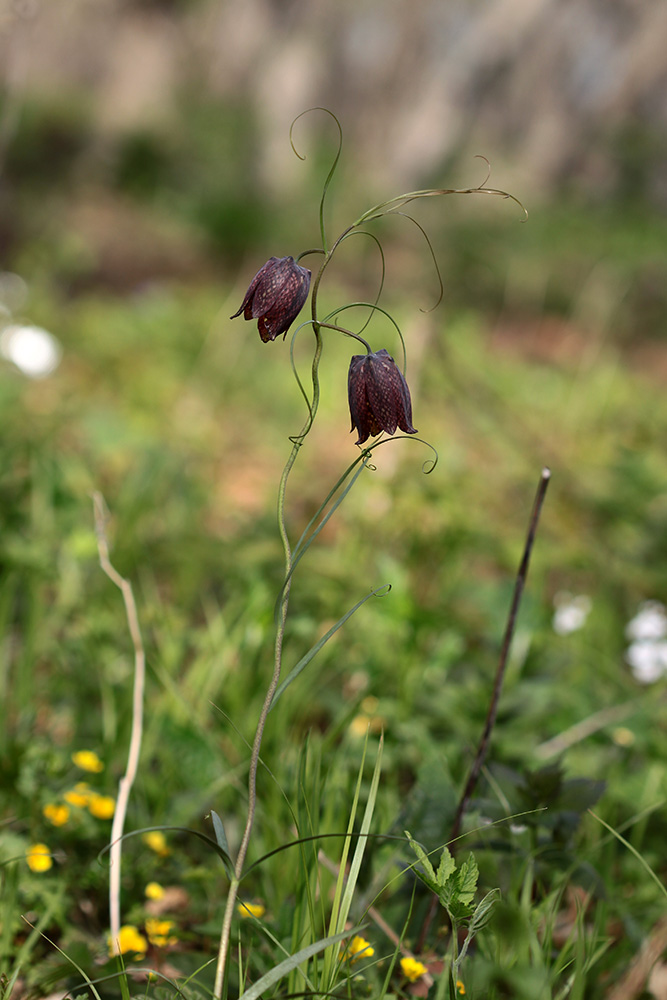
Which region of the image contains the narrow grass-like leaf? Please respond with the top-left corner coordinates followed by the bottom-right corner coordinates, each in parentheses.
top-left (98, 825), bottom-right (234, 880)
top-left (1, 968), bottom-right (21, 1000)
top-left (255, 912), bottom-right (318, 996)
top-left (589, 810), bottom-right (667, 901)
top-left (117, 955), bottom-right (131, 1000)
top-left (14, 889), bottom-right (64, 978)
top-left (242, 831), bottom-right (404, 880)
top-left (23, 922), bottom-right (104, 1000)
top-left (322, 737), bottom-right (368, 988)
top-left (337, 733), bottom-right (384, 931)
top-left (286, 459), bottom-right (368, 583)
top-left (270, 586), bottom-right (390, 710)
top-left (210, 810), bottom-right (231, 859)
top-left (239, 927), bottom-right (361, 1000)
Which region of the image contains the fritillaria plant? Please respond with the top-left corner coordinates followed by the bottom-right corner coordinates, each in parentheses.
top-left (214, 108), bottom-right (526, 997)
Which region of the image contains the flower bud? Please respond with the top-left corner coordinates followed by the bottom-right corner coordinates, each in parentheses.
top-left (348, 349), bottom-right (417, 445)
top-left (231, 256), bottom-right (311, 342)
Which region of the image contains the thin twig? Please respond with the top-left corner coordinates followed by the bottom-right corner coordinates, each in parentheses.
top-left (451, 467), bottom-right (551, 838)
top-left (92, 492), bottom-right (146, 954)
top-left (418, 467), bottom-right (551, 951)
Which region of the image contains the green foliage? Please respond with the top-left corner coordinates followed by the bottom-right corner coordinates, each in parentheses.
top-left (406, 831), bottom-right (500, 988)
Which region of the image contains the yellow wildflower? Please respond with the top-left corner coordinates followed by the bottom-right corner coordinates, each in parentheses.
top-left (142, 831), bottom-right (170, 856)
top-left (145, 881), bottom-right (165, 901)
top-left (72, 750), bottom-right (104, 773)
top-left (400, 956), bottom-right (428, 982)
top-left (348, 696), bottom-right (385, 738)
top-left (348, 715), bottom-right (371, 738)
top-left (237, 901), bottom-right (266, 919)
top-left (146, 918), bottom-right (177, 947)
top-left (64, 782), bottom-right (92, 808)
top-left (109, 925), bottom-right (148, 956)
top-left (612, 727), bottom-right (635, 747)
top-left (43, 803), bottom-right (70, 827)
top-left (26, 843), bottom-right (53, 873)
top-left (346, 935), bottom-right (374, 964)
top-left (87, 793), bottom-right (115, 820)
top-left (457, 981), bottom-right (465, 996)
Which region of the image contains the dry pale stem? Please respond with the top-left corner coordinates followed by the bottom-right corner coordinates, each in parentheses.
top-left (93, 492), bottom-right (146, 953)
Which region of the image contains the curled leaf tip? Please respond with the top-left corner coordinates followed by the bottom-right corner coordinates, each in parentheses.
top-left (472, 153), bottom-right (492, 188)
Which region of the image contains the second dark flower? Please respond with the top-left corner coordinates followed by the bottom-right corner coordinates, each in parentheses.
top-left (230, 256), bottom-right (311, 343)
top-left (348, 349), bottom-right (417, 446)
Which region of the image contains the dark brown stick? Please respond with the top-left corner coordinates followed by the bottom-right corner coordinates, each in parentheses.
top-left (417, 467), bottom-right (551, 951)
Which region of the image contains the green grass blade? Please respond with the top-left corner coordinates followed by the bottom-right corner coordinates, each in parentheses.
top-left (589, 810), bottom-right (667, 901)
top-left (210, 810), bottom-right (232, 859)
top-left (238, 926), bottom-right (361, 1000)
top-left (269, 586), bottom-right (390, 710)
top-left (338, 733), bottom-right (384, 929)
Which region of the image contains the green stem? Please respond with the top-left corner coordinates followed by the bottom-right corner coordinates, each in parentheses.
top-left (213, 237), bottom-right (343, 998)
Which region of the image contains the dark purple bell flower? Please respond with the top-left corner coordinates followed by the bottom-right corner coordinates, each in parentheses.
top-left (348, 349), bottom-right (417, 446)
top-left (231, 256), bottom-right (311, 342)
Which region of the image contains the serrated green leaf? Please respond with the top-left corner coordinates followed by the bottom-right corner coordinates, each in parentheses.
top-left (457, 887), bottom-right (501, 965)
top-left (405, 831), bottom-right (436, 880)
top-left (454, 852), bottom-right (478, 906)
top-left (436, 846), bottom-right (456, 888)
top-left (469, 887), bottom-right (501, 933)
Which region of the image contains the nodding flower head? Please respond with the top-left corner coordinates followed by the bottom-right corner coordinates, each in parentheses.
top-left (231, 256), bottom-right (311, 342)
top-left (348, 349), bottom-right (417, 446)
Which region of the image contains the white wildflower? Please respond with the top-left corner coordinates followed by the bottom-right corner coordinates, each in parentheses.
top-left (0, 324), bottom-right (62, 379)
top-left (552, 593), bottom-right (591, 636)
top-left (625, 640), bottom-right (667, 685)
top-left (625, 601), bottom-right (667, 642)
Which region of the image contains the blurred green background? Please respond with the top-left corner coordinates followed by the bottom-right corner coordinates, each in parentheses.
top-left (1, 0), bottom-right (667, 993)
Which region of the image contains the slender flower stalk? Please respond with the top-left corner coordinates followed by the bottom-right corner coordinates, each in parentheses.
top-left (215, 245), bottom-right (334, 998)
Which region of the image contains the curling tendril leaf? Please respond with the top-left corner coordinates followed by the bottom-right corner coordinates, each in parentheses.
top-left (385, 210), bottom-right (444, 313)
top-left (290, 107), bottom-right (344, 252)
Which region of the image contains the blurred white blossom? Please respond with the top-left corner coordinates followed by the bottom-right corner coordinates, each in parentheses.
top-left (625, 601), bottom-right (667, 684)
top-left (552, 593), bottom-right (591, 635)
top-left (625, 601), bottom-right (667, 642)
top-left (625, 640), bottom-right (667, 685)
top-left (0, 324), bottom-right (62, 379)
top-left (0, 272), bottom-right (29, 313)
